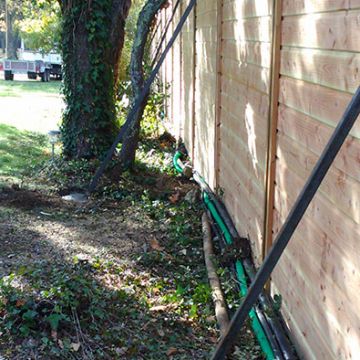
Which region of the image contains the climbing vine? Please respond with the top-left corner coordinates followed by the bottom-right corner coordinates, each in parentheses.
top-left (60, 0), bottom-right (128, 159)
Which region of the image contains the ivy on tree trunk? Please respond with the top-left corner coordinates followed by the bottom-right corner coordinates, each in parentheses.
top-left (59, 0), bottom-right (130, 159)
top-left (118, 0), bottom-right (167, 169)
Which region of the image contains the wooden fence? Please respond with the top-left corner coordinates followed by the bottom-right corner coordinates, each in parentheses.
top-left (153, 1), bottom-right (360, 358)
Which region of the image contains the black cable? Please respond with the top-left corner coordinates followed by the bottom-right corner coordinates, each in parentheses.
top-left (88, 0), bottom-right (196, 193)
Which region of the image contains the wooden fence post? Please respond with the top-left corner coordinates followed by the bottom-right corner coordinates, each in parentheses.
top-left (264, 0), bottom-right (282, 260)
top-left (191, 3), bottom-right (197, 162)
top-left (214, 0), bottom-right (224, 189)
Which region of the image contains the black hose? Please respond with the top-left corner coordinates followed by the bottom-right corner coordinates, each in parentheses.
top-left (243, 259), bottom-right (296, 360)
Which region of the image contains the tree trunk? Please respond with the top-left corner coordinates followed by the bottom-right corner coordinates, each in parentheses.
top-left (5, 1), bottom-right (18, 59)
top-left (60, 0), bottom-right (130, 159)
top-left (118, 0), bottom-right (166, 169)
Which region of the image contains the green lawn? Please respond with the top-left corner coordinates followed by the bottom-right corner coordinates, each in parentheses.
top-left (0, 78), bottom-right (63, 134)
top-left (0, 123), bottom-right (50, 185)
top-left (0, 78), bottom-right (61, 97)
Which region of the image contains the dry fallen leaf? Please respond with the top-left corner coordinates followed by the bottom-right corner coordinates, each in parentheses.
top-left (58, 339), bottom-right (64, 349)
top-left (51, 330), bottom-right (57, 341)
top-left (169, 192), bottom-right (181, 204)
top-left (16, 299), bottom-right (26, 307)
top-left (149, 236), bottom-right (164, 251)
top-left (71, 342), bottom-right (81, 352)
top-left (166, 347), bottom-right (178, 356)
top-left (157, 328), bottom-right (165, 337)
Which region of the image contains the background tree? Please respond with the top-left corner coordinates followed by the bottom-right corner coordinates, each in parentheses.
top-left (17, 0), bottom-right (61, 53)
top-left (118, 0), bottom-right (167, 169)
top-left (59, 0), bottom-right (131, 159)
top-left (2, 0), bottom-right (20, 58)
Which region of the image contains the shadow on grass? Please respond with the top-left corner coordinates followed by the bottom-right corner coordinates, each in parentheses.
top-left (0, 124), bottom-right (50, 182)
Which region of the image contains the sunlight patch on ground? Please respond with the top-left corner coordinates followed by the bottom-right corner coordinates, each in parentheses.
top-left (0, 74), bottom-right (64, 134)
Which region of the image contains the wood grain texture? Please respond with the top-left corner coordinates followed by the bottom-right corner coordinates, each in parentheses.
top-left (282, 10), bottom-right (360, 51)
top-left (277, 132), bottom-right (360, 224)
top-left (277, 104), bottom-right (360, 181)
top-left (280, 47), bottom-right (360, 94)
top-left (222, 0), bottom-right (272, 19)
top-left (278, 77), bottom-right (360, 139)
top-left (282, 0), bottom-right (360, 15)
top-left (222, 39), bottom-right (272, 68)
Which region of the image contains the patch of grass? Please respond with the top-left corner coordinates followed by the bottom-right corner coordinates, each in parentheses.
top-left (0, 123), bottom-right (50, 185)
top-left (0, 79), bottom-right (61, 97)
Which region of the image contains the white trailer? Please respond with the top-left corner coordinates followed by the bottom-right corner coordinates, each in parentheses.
top-left (3, 59), bottom-right (51, 81)
top-left (19, 51), bottom-right (62, 80)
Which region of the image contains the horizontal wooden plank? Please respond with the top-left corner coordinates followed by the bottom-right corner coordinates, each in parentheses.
top-left (219, 146), bottom-right (266, 208)
top-left (220, 107), bottom-right (267, 158)
top-left (196, 12), bottom-right (218, 27)
top-left (221, 76), bottom-right (270, 117)
top-left (222, 57), bottom-right (270, 94)
top-left (220, 90), bottom-right (269, 139)
top-left (196, 0), bottom-right (217, 14)
top-left (280, 47), bottom-right (360, 94)
top-left (222, 16), bottom-right (272, 42)
top-left (222, 0), bottom-right (273, 19)
top-left (282, 10), bottom-right (360, 51)
top-left (278, 77), bottom-right (360, 139)
top-left (273, 203), bottom-right (360, 307)
top-left (196, 26), bottom-right (218, 42)
top-left (221, 189), bottom-right (264, 265)
top-left (278, 104), bottom-right (360, 181)
top-left (219, 131), bottom-right (266, 182)
top-left (277, 132), bottom-right (360, 224)
top-left (220, 119), bottom-right (268, 172)
top-left (232, 197), bottom-right (264, 264)
top-left (222, 39), bottom-right (272, 68)
top-left (273, 261), bottom-right (359, 360)
top-left (283, 0), bottom-right (360, 15)
top-left (273, 161), bottom-right (360, 257)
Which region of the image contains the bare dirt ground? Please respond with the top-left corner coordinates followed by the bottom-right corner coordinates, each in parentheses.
top-left (0, 78), bottom-right (263, 359)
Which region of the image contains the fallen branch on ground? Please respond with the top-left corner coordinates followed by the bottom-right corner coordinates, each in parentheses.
top-left (202, 212), bottom-right (230, 337)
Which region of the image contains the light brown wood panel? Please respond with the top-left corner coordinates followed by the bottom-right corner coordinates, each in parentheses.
top-left (273, 158), bottom-right (360, 257)
top-left (280, 47), bottom-right (360, 94)
top-left (222, 58), bottom-right (270, 94)
top-left (222, 16), bottom-right (272, 42)
top-left (220, 140), bottom-right (266, 188)
top-left (220, 91), bottom-right (269, 141)
top-left (277, 132), bottom-right (360, 224)
top-left (220, 121), bottom-right (267, 174)
top-left (278, 77), bottom-right (360, 139)
top-left (222, 39), bottom-right (272, 68)
top-left (222, 0), bottom-right (273, 19)
top-left (225, 190), bottom-right (265, 264)
top-left (220, 147), bottom-right (266, 208)
top-left (220, 110), bottom-right (268, 168)
top-left (282, 10), bottom-right (360, 51)
top-left (278, 104), bottom-right (360, 181)
top-left (180, 1), bottom-right (195, 156)
top-left (272, 264), bottom-right (353, 360)
top-left (273, 199), bottom-right (360, 305)
top-left (272, 217), bottom-right (360, 359)
top-left (221, 77), bottom-right (270, 118)
top-left (196, 12), bottom-right (218, 27)
top-left (282, 0), bottom-right (360, 15)
top-left (196, 0), bottom-right (217, 13)
top-left (195, 26), bottom-right (218, 42)
top-left (194, 0), bottom-right (218, 188)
